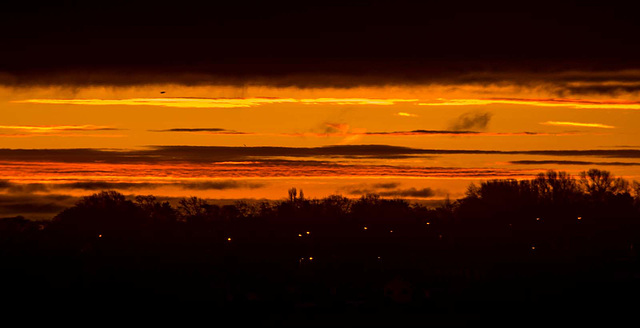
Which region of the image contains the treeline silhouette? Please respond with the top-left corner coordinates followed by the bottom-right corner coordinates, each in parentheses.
top-left (2, 169), bottom-right (640, 325)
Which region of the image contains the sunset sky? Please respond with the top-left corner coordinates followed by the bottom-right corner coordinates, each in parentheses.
top-left (3, 0), bottom-right (640, 218)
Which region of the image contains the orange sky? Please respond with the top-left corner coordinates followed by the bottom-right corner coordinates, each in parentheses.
top-left (2, 81), bottom-right (640, 218)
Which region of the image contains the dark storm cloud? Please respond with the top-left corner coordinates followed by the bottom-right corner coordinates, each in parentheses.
top-left (2, 1), bottom-right (640, 88)
top-left (449, 112), bottom-right (492, 131)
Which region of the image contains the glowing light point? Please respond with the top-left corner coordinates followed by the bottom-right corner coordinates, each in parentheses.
top-left (426, 222), bottom-right (430, 225)
top-left (227, 237), bottom-right (232, 242)
top-left (577, 216), bottom-right (582, 220)
top-left (390, 230), bottom-right (393, 233)
top-left (364, 226), bottom-right (368, 230)
top-left (98, 234), bottom-right (102, 238)
top-left (531, 245), bottom-right (536, 250)
top-left (298, 234), bottom-right (302, 237)
top-left (536, 218), bottom-right (540, 221)
top-left (309, 257), bottom-right (313, 261)
top-left (306, 231), bottom-right (310, 235)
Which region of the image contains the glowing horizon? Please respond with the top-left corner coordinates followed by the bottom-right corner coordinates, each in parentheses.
top-left (3, 81), bottom-right (640, 219)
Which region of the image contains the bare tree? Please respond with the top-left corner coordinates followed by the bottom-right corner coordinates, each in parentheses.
top-left (580, 169), bottom-right (628, 200)
top-left (288, 187), bottom-right (297, 202)
top-left (178, 196), bottom-right (209, 218)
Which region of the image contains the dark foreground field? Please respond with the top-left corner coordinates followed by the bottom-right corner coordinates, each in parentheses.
top-left (2, 170), bottom-right (640, 326)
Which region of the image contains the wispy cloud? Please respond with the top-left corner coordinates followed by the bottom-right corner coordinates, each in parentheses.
top-left (275, 130), bottom-right (567, 138)
top-left (5, 145), bottom-right (640, 166)
top-left (0, 125), bottom-right (119, 132)
top-left (418, 98), bottom-right (640, 110)
top-left (149, 128), bottom-right (251, 135)
top-left (372, 182), bottom-right (401, 189)
top-left (509, 160), bottom-right (640, 166)
top-left (0, 125), bottom-right (123, 138)
top-left (322, 123), bottom-right (352, 134)
top-left (299, 98), bottom-right (418, 105)
top-left (16, 96), bottom-right (640, 112)
top-left (15, 97), bottom-right (297, 109)
top-left (364, 130), bottom-right (573, 137)
top-left (56, 180), bottom-right (265, 191)
top-left (15, 97), bottom-right (420, 109)
top-left (0, 160), bottom-right (528, 181)
top-left (339, 182), bottom-right (446, 198)
top-left (396, 112), bottom-right (419, 117)
top-left (449, 111), bottom-right (492, 131)
top-left (0, 179), bottom-right (266, 192)
top-left (377, 187), bottom-right (441, 198)
top-left (0, 193), bottom-right (78, 218)
top-left (540, 121), bottom-right (615, 129)
top-left (0, 133), bottom-right (125, 138)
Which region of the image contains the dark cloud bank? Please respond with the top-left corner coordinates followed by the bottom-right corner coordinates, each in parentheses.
top-left (0, 179), bottom-right (265, 193)
top-left (510, 160), bottom-right (640, 166)
top-left (3, 145), bottom-right (640, 165)
top-left (2, 1), bottom-right (640, 88)
top-left (0, 179), bottom-right (265, 219)
top-left (340, 182), bottom-right (447, 198)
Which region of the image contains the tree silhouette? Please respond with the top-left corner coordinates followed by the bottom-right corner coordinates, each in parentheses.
top-left (580, 168), bottom-right (629, 201)
top-left (178, 196), bottom-right (209, 219)
top-left (288, 187), bottom-right (297, 202)
top-left (534, 170), bottom-right (581, 205)
top-left (3, 169), bottom-right (640, 317)
top-left (135, 194), bottom-right (178, 222)
top-left (52, 190), bottom-right (143, 231)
